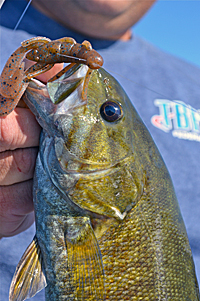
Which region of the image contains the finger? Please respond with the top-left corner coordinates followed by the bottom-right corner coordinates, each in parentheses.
top-left (0, 179), bottom-right (34, 237)
top-left (0, 212), bottom-right (35, 238)
top-left (0, 107), bottom-right (41, 152)
top-left (0, 147), bottom-right (38, 185)
top-left (24, 59), bottom-right (64, 83)
top-left (36, 63), bottom-right (64, 83)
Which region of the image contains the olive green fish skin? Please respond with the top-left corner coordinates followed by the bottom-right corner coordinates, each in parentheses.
top-left (10, 66), bottom-right (199, 300)
top-left (82, 69), bottom-right (199, 300)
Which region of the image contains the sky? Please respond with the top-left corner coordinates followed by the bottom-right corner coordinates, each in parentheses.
top-left (134, 0), bottom-right (200, 67)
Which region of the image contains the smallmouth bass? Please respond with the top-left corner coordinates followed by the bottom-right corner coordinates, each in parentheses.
top-left (9, 65), bottom-right (200, 300)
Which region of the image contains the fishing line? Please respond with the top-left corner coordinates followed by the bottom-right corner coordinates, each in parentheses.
top-left (13, 0), bottom-right (32, 31)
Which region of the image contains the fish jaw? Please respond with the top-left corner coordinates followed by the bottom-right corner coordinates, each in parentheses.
top-left (22, 64), bottom-right (88, 135)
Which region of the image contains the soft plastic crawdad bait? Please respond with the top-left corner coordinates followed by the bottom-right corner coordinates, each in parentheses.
top-left (0, 36), bottom-right (103, 115)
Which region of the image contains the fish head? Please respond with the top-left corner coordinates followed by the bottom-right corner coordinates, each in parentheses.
top-left (52, 67), bottom-right (146, 220)
top-left (24, 66), bottom-right (146, 221)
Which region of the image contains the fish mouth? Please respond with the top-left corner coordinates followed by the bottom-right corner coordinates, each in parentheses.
top-left (29, 64), bottom-right (88, 105)
top-left (23, 64), bottom-right (88, 123)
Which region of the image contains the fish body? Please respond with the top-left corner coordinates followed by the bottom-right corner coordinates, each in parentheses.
top-left (9, 66), bottom-right (199, 300)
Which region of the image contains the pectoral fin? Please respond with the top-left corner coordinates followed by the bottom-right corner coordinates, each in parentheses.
top-left (9, 236), bottom-right (46, 301)
top-left (65, 217), bottom-right (105, 300)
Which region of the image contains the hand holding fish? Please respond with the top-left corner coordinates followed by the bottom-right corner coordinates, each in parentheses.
top-left (0, 36), bottom-right (103, 239)
top-left (0, 108), bottom-right (38, 238)
top-left (0, 64), bottom-right (63, 238)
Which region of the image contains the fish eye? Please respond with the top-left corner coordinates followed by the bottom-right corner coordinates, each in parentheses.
top-left (100, 100), bottom-right (123, 122)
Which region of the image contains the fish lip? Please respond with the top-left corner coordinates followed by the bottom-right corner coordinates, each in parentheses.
top-left (30, 78), bottom-right (46, 87)
top-left (27, 78), bottom-right (50, 96)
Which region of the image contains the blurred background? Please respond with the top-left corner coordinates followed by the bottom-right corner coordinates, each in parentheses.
top-left (134, 0), bottom-right (200, 67)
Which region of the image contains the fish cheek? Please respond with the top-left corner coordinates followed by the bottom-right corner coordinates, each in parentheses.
top-left (68, 156), bottom-right (145, 221)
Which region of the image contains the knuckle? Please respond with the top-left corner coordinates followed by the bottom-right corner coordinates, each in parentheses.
top-left (0, 148), bottom-right (38, 185)
top-left (0, 112), bottom-right (18, 151)
top-left (0, 111), bottom-right (29, 152)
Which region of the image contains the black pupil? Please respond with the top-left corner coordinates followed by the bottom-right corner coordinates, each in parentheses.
top-left (100, 100), bottom-right (123, 122)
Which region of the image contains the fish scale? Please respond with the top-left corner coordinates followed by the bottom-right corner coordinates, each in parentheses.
top-left (99, 199), bottom-right (194, 299)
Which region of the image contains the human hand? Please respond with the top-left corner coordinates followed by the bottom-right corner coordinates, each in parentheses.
top-left (0, 63), bottom-right (63, 238)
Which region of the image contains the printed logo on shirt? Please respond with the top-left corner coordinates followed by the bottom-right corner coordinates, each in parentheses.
top-left (151, 99), bottom-right (200, 142)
